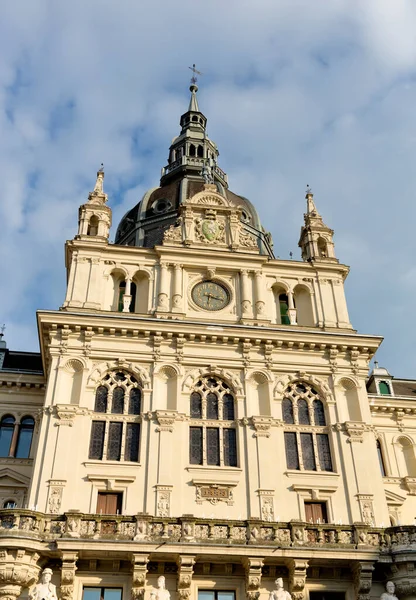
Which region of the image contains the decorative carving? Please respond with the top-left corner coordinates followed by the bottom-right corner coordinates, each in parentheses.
top-left (195, 214), bottom-right (225, 244)
top-left (239, 230), bottom-right (258, 249)
top-left (259, 493), bottom-right (274, 522)
top-left (252, 417), bottom-right (273, 438)
top-left (131, 554), bottom-right (148, 600)
top-left (286, 560), bottom-right (308, 600)
top-left (29, 569), bottom-right (57, 600)
top-left (0, 549), bottom-right (41, 600)
top-left (243, 557), bottom-right (263, 600)
top-left (195, 484), bottom-right (234, 505)
top-left (357, 495), bottom-right (375, 526)
top-left (155, 411), bottom-right (176, 433)
top-left (163, 220), bottom-right (183, 243)
top-left (176, 556), bottom-right (195, 600)
top-left (353, 562), bottom-right (374, 600)
top-left (54, 405), bottom-right (78, 427)
top-left (60, 552), bottom-right (78, 600)
top-left (155, 486), bottom-right (172, 517)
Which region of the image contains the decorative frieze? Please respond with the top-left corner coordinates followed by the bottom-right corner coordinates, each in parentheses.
top-left (195, 484), bottom-right (234, 506)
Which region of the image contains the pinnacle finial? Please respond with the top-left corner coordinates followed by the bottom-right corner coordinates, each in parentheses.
top-left (188, 63), bottom-right (202, 85)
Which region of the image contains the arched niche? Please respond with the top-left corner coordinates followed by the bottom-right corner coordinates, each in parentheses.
top-left (87, 215), bottom-right (99, 236)
top-left (395, 436), bottom-right (416, 477)
top-left (132, 270), bottom-right (150, 314)
top-left (103, 268), bottom-right (128, 311)
top-left (155, 365), bottom-right (179, 410)
top-left (271, 283), bottom-right (289, 325)
top-left (247, 371), bottom-right (271, 416)
top-left (61, 358), bottom-right (86, 405)
top-left (317, 237), bottom-right (328, 258)
top-left (337, 377), bottom-right (362, 422)
top-left (294, 284), bottom-right (314, 327)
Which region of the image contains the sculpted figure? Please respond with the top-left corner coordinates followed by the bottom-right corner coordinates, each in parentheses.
top-left (29, 568), bottom-right (57, 600)
top-left (381, 581), bottom-right (398, 600)
top-left (269, 578), bottom-right (291, 600)
top-left (150, 576), bottom-right (170, 600)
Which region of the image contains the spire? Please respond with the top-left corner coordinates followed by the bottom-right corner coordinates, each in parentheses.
top-left (298, 187), bottom-right (337, 263)
top-left (88, 164), bottom-right (108, 205)
top-left (188, 84), bottom-right (200, 112)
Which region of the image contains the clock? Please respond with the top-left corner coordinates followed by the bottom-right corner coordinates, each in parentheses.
top-left (191, 281), bottom-right (230, 311)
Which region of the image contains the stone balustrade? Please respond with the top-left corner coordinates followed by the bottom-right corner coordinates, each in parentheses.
top-left (0, 509), bottom-right (404, 552)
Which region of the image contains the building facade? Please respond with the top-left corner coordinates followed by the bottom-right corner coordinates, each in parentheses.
top-left (0, 84), bottom-right (416, 600)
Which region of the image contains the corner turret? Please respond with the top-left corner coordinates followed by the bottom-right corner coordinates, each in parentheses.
top-left (298, 187), bottom-right (337, 263)
top-left (76, 166), bottom-right (112, 242)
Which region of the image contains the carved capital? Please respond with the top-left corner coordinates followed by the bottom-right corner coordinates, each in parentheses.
top-left (0, 549), bottom-right (41, 600)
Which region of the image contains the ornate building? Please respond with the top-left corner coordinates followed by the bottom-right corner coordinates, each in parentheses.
top-left (0, 83), bottom-right (415, 600)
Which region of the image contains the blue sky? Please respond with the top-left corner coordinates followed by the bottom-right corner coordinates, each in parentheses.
top-left (0, 0), bottom-right (415, 376)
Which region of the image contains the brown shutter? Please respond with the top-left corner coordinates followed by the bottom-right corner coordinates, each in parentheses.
top-left (96, 493), bottom-right (107, 514)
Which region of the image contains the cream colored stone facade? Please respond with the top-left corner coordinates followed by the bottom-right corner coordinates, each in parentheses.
top-left (1, 87), bottom-right (416, 600)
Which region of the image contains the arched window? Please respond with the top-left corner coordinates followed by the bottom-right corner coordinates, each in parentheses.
top-left (283, 382), bottom-right (333, 472)
top-left (87, 215), bottom-right (99, 236)
top-left (0, 415), bottom-right (15, 457)
top-left (317, 237), bottom-right (328, 258)
top-left (379, 381), bottom-right (391, 395)
top-left (377, 440), bottom-right (386, 476)
top-left (189, 144), bottom-right (196, 156)
top-left (189, 376), bottom-right (237, 467)
top-left (279, 294), bottom-right (290, 325)
top-left (3, 500), bottom-right (17, 509)
top-left (15, 416), bottom-right (34, 458)
top-left (89, 371), bottom-right (142, 463)
top-left (197, 145), bottom-right (204, 158)
top-left (117, 281), bottom-right (136, 313)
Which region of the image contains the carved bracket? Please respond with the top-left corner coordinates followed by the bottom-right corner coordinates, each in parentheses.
top-left (131, 554), bottom-right (148, 600)
top-left (176, 555), bottom-right (195, 600)
top-left (353, 561), bottom-right (374, 600)
top-left (243, 557), bottom-right (263, 600)
top-left (286, 559), bottom-right (308, 600)
top-left (60, 551), bottom-right (78, 600)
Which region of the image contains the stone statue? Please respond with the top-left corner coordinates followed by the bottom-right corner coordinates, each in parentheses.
top-left (29, 568), bottom-right (57, 600)
top-left (150, 576), bottom-right (170, 600)
top-left (381, 581), bottom-right (398, 600)
top-left (269, 578), bottom-right (292, 600)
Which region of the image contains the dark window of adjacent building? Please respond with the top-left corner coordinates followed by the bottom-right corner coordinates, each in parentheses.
top-left (189, 376), bottom-right (237, 467)
top-left (88, 371), bottom-right (142, 462)
top-left (305, 501), bottom-right (328, 524)
top-left (83, 588), bottom-right (123, 600)
top-left (0, 414), bottom-right (34, 459)
top-left (282, 382), bottom-right (333, 472)
top-left (96, 493), bottom-right (123, 515)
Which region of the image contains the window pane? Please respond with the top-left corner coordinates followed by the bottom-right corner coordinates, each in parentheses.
top-left (317, 434), bottom-right (333, 472)
top-left (107, 422), bottom-right (123, 460)
top-left (223, 428), bottom-right (237, 467)
top-left (282, 399), bottom-right (294, 424)
top-left (128, 388), bottom-right (141, 415)
top-left (207, 393), bottom-right (219, 420)
top-left (94, 386), bottom-right (108, 412)
top-left (3, 500), bottom-right (17, 508)
top-left (83, 589), bottom-right (101, 600)
top-left (379, 381), bottom-right (391, 395)
top-left (284, 432), bottom-right (299, 470)
top-left (190, 427), bottom-right (203, 465)
top-left (190, 392), bottom-right (202, 419)
top-left (15, 428), bottom-right (33, 458)
top-left (112, 388), bottom-right (124, 414)
top-left (104, 590), bottom-right (122, 600)
top-left (206, 428), bottom-right (220, 465)
top-left (89, 421), bottom-right (105, 460)
top-left (222, 394), bottom-right (235, 420)
top-left (218, 593), bottom-right (235, 600)
top-left (298, 399), bottom-right (310, 425)
top-left (301, 433), bottom-right (316, 470)
top-left (125, 423), bottom-right (140, 462)
top-left (0, 423), bottom-right (14, 457)
top-left (313, 399), bottom-right (326, 426)
top-left (377, 440), bottom-right (386, 476)
top-left (198, 593), bottom-right (215, 600)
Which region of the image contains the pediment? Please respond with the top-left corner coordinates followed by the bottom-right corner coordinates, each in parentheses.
top-left (0, 468), bottom-right (31, 488)
top-left (385, 489), bottom-right (406, 506)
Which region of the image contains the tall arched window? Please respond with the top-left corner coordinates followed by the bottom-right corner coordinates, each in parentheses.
top-left (379, 381), bottom-right (391, 395)
top-left (189, 376), bottom-right (237, 467)
top-left (89, 371), bottom-right (142, 463)
top-left (282, 382), bottom-right (333, 472)
top-left (376, 440), bottom-right (387, 476)
top-left (0, 415), bottom-right (35, 458)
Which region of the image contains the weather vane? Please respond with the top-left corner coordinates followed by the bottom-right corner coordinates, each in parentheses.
top-left (188, 63), bottom-right (203, 85)
top-left (306, 184), bottom-right (312, 194)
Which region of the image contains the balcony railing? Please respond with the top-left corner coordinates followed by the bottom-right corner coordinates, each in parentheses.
top-left (1, 509), bottom-right (408, 552)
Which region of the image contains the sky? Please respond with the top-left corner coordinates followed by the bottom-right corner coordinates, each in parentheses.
top-left (0, 0), bottom-right (415, 377)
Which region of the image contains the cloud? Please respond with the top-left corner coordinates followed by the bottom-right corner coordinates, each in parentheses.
top-left (0, 0), bottom-right (415, 376)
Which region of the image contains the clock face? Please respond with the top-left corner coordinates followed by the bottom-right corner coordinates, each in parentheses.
top-left (191, 281), bottom-right (230, 311)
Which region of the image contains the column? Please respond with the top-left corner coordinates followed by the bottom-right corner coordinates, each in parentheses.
top-left (84, 258), bottom-right (101, 309)
top-left (157, 263), bottom-right (169, 311)
top-left (254, 270), bottom-right (266, 319)
top-left (172, 263), bottom-right (183, 312)
top-left (240, 269), bottom-right (252, 317)
top-left (287, 290), bottom-right (297, 325)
